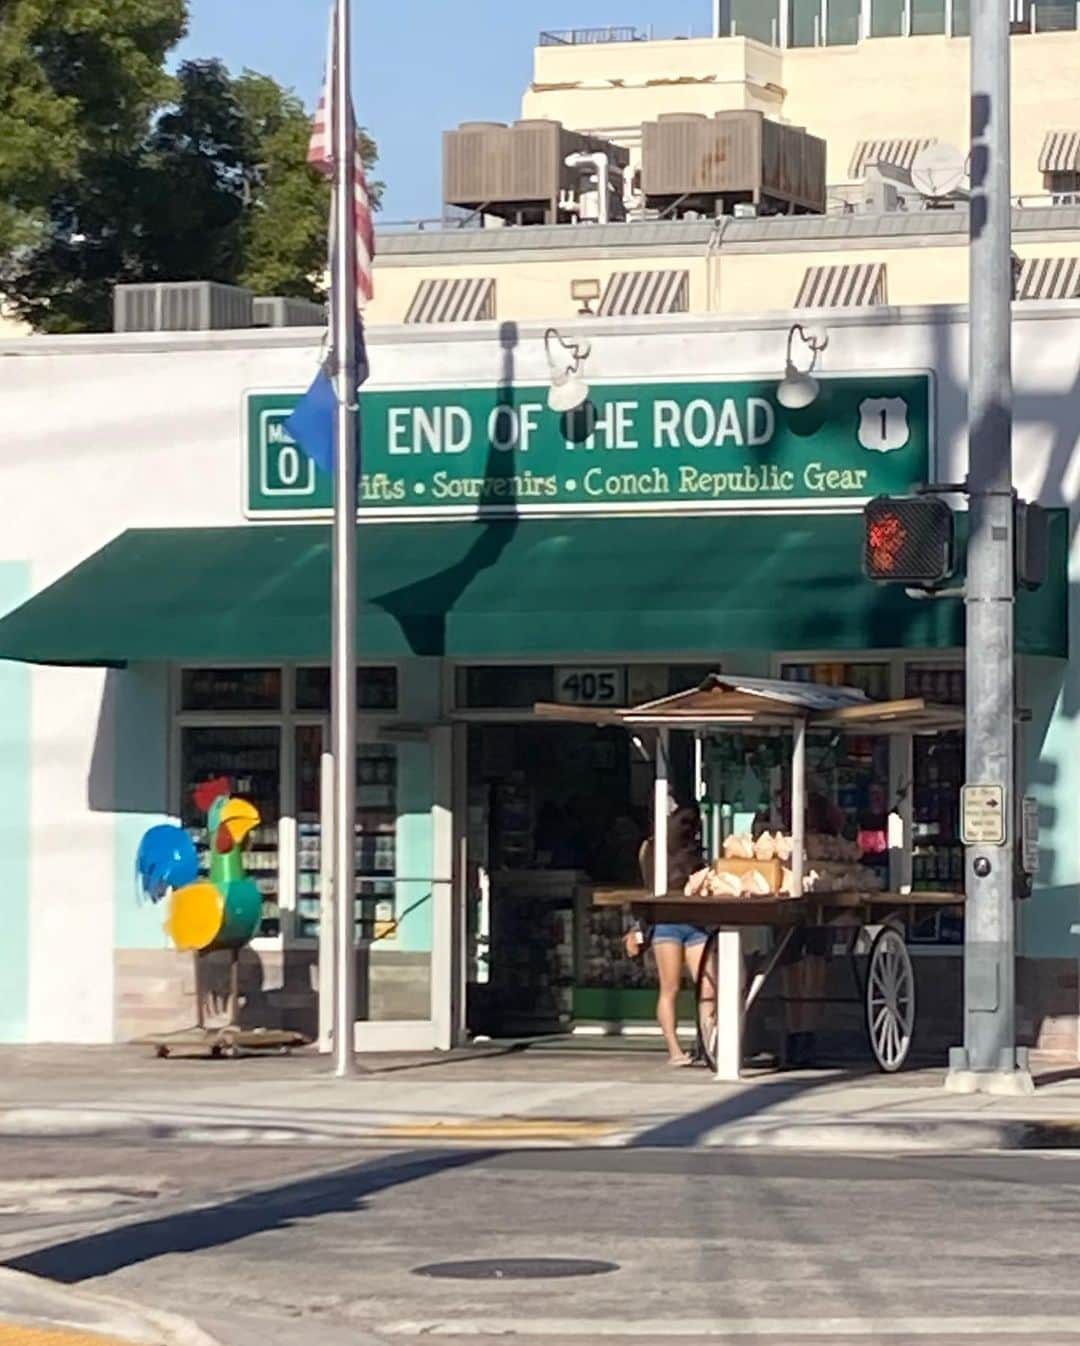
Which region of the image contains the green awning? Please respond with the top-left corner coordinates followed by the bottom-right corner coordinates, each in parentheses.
top-left (0, 512), bottom-right (1067, 666)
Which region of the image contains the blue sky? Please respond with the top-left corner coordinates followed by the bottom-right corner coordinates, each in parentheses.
top-left (175, 0), bottom-right (713, 220)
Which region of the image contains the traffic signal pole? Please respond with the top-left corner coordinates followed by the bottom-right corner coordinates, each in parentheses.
top-left (945, 0), bottom-right (1032, 1095)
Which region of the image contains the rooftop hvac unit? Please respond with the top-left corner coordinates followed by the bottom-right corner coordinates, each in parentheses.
top-left (443, 119), bottom-right (628, 226)
top-left (641, 110), bottom-right (826, 218)
top-left (253, 296), bottom-right (328, 328)
top-left (114, 282), bottom-right (254, 333)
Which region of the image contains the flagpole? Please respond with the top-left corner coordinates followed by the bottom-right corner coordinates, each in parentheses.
top-left (332, 0), bottom-right (359, 1079)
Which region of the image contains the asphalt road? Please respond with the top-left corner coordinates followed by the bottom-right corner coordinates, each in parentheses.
top-left (5, 1139), bottom-right (1080, 1345)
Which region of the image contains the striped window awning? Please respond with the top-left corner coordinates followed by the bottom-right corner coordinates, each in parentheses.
top-left (1039, 131), bottom-right (1080, 175)
top-left (598, 270), bottom-right (689, 317)
top-left (1014, 256), bottom-right (1080, 301)
top-left (848, 138), bottom-right (936, 180)
top-left (795, 264), bottom-right (887, 310)
top-left (405, 277), bottom-right (495, 324)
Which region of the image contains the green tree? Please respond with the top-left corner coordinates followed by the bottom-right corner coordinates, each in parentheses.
top-left (4, 58), bottom-right (253, 332)
top-left (0, 0), bottom-right (187, 253)
top-left (2, 42), bottom-right (382, 330)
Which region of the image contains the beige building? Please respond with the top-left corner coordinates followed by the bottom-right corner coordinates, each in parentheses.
top-left (366, 7), bottom-right (1080, 327)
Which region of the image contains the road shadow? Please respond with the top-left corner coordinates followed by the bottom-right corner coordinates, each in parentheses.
top-left (630, 1067), bottom-right (875, 1147)
top-left (5, 1148), bottom-right (492, 1284)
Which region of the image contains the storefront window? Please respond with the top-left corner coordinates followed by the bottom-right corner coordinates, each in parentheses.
top-left (294, 666), bottom-right (398, 712)
top-left (912, 0), bottom-right (946, 33)
top-left (181, 668), bottom-right (281, 712)
top-left (827, 0), bottom-right (861, 44)
top-left (871, 0), bottom-right (905, 35)
top-left (294, 726), bottom-right (397, 942)
top-left (732, 0), bottom-right (781, 42)
top-left (180, 726), bottom-right (282, 936)
top-left (457, 666), bottom-right (555, 709)
top-left (906, 663), bottom-right (965, 941)
top-left (789, 0), bottom-right (822, 45)
top-left (780, 660), bottom-right (892, 700)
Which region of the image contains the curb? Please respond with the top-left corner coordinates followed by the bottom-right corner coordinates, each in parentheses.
top-left (0, 1269), bottom-right (223, 1346)
top-left (706, 1117), bottom-right (1080, 1151)
top-left (0, 1107), bottom-right (626, 1148)
top-left (6, 1107), bottom-right (1080, 1153)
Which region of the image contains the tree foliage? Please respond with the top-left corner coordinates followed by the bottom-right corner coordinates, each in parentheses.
top-left (0, 4), bottom-right (382, 331)
top-left (0, 0), bottom-right (188, 252)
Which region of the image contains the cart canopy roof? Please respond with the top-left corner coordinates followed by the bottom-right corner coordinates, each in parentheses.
top-left (535, 673), bottom-right (962, 734)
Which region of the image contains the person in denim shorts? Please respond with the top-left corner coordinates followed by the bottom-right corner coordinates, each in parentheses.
top-left (638, 807), bottom-right (709, 1066)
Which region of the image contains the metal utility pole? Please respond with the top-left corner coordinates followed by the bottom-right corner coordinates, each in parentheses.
top-left (946, 0), bottom-right (1032, 1095)
top-left (331, 0), bottom-right (359, 1079)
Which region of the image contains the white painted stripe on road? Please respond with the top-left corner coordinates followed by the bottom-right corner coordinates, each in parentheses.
top-left (380, 1318), bottom-right (1080, 1339)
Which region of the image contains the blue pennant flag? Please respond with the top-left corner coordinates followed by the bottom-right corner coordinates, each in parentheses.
top-left (285, 365), bottom-right (338, 476)
top-left (285, 325), bottom-right (369, 476)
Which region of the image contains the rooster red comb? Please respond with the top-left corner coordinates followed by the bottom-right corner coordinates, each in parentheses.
top-left (193, 776), bottom-right (231, 812)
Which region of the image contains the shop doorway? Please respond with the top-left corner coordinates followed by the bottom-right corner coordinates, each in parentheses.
top-left (463, 721), bottom-right (693, 1038)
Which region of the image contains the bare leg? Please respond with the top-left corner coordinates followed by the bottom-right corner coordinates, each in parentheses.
top-left (685, 940), bottom-right (710, 1061)
top-left (654, 940), bottom-right (690, 1063)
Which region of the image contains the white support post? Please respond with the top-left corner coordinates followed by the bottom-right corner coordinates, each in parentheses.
top-left (317, 745), bottom-right (335, 1053)
top-left (654, 729), bottom-right (670, 895)
top-left (792, 718), bottom-right (807, 897)
top-left (713, 930), bottom-right (744, 1081)
top-left (430, 727), bottom-right (454, 1051)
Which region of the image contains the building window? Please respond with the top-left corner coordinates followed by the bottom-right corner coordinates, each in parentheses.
top-left (1033, 0), bottom-right (1078, 30)
top-left (795, 262), bottom-right (888, 308)
top-left (294, 730), bottom-right (398, 943)
top-left (180, 726), bottom-right (283, 937)
top-left (789, 0), bottom-right (821, 46)
top-left (826, 0), bottom-right (861, 44)
top-left (181, 668), bottom-right (282, 712)
top-left (1046, 171), bottom-right (1080, 201)
top-left (951, 0), bottom-right (970, 33)
top-left (405, 277), bottom-right (495, 325)
top-left (732, 0), bottom-right (780, 42)
top-left (871, 0), bottom-right (905, 35)
top-left (294, 666), bottom-right (399, 712)
top-left (912, 0), bottom-right (946, 33)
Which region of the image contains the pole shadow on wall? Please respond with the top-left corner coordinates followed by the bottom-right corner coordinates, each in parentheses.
top-left (370, 321), bottom-right (522, 654)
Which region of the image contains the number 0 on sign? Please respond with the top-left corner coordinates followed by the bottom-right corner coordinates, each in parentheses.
top-left (961, 784), bottom-right (1007, 846)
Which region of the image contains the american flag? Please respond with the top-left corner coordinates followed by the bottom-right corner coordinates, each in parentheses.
top-left (309, 8), bottom-right (375, 305)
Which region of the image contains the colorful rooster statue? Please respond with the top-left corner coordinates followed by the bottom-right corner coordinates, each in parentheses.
top-left (136, 777), bottom-right (263, 953)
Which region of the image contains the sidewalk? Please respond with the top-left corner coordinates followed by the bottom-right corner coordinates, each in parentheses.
top-left (0, 1268), bottom-right (220, 1346)
top-left (4, 1041), bottom-right (1080, 1150)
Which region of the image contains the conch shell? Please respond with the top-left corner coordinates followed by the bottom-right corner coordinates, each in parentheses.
top-left (754, 831), bottom-right (777, 861)
top-left (722, 833), bottom-right (755, 860)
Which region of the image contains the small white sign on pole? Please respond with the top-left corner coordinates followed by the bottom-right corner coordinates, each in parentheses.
top-left (961, 784), bottom-right (1007, 846)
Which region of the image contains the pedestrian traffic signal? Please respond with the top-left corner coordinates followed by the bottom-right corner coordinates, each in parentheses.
top-left (863, 495), bottom-right (955, 585)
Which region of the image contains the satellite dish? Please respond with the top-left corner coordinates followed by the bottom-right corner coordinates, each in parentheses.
top-left (911, 143), bottom-right (967, 199)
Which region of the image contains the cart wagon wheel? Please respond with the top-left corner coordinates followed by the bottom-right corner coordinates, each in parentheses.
top-left (865, 926), bottom-right (915, 1072)
top-left (695, 929), bottom-right (720, 1074)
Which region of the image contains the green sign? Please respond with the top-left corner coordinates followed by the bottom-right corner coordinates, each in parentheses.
top-left (245, 373), bottom-right (932, 519)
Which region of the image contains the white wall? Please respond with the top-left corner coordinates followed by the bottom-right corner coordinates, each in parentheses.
top-left (1, 303), bottom-right (1078, 1038)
